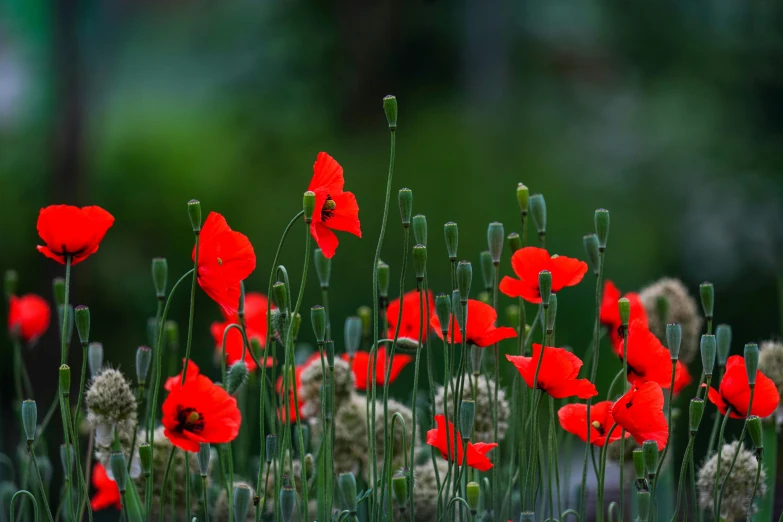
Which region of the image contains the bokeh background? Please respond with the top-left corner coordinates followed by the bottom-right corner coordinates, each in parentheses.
top-left (2, 0), bottom-right (783, 513)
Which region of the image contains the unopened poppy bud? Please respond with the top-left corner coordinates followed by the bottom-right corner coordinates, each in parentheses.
top-left (617, 298), bottom-right (631, 328)
top-left (471, 345), bottom-right (484, 374)
top-left (637, 491), bottom-right (650, 521)
top-left (480, 251), bottom-right (494, 291)
top-left (744, 343), bottom-right (759, 385)
top-left (3, 269), bottom-right (17, 300)
top-left (344, 316), bottom-right (362, 357)
top-left (74, 306), bottom-right (90, 345)
top-left (53, 277), bottom-right (66, 307)
top-left (444, 222), bottom-right (459, 261)
top-left (165, 321), bottom-right (179, 352)
top-left (747, 416), bottom-right (763, 453)
top-left (508, 232), bottom-right (521, 253)
top-left (666, 323), bottom-right (682, 360)
top-left (339, 472), bottom-right (358, 512)
top-left (506, 305), bottom-right (520, 328)
top-left (60, 444), bottom-right (74, 476)
top-left (280, 477), bottom-right (296, 522)
top-left (466, 481), bottom-right (480, 514)
top-left (642, 440), bottom-right (659, 478)
top-left (233, 484), bottom-right (252, 522)
top-left (110, 452), bottom-right (127, 492)
top-left (304, 453), bottom-right (314, 477)
top-left (303, 191), bottom-right (316, 223)
top-left (294, 424), bottom-right (310, 456)
top-left (59, 365), bottom-right (71, 396)
top-left (413, 244), bottom-right (427, 281)
top-left (632, 448), bottom-right (645, 480)
top-left (689, 398), bottom-right (704, 433)
top-left (488, 222), bottom-right (504, 264)
top-left (237, 283), bottom-right (246, 318)
top-left (265, 434), bottom-right (277, 463)
top-left (136, 346), bottom-right (152, 385)
top-left (517, 183), bottom-right (530, 214)
top-left (139, 444), bottom-right (152, 476)
top-left (699, 282), bottom-right (714, 320)
top-left (151, 257), bottom-right (168, 299)
top-left (452, 291), bottom-right (465, 330)
top-left (583, 234), bottom-right (600, 276)
top-left (314, 248), bottom-right (331, 289)
top-left (477, 291), bottom-right (491, 305)
top-left (87, 342), bottom-right (103, 378)
top-left (324, 339), bottom-right (335, 369)
top-left (292, 312), bottom-right (302, 339)
top-left (594, 209), bottom-right (610, 250)
top-left (457, 261), bottom-right (472, 303)
top-left (546, 295), bottom-right (557, 333)
top-left (383, 95), bottom-right (398, 129)
top-left (187, 199), bottom-right (202, 233)
top-left (227, 361), bottom-right (248, 395)
top-left (538, 270), bottom-right (552, 307)
top-left (716, 324), bottom-right (731, 367)
top-left (311, 306), bottom-right (326, 343)
top-left (21, 400), bottom-right (37, 443)
top-left (378, 261), bottom-right (390, 298)
top-left (700, 335), bottom-right (716, 377)
top-left (435, 294), bottom-right (451, 334)
top-left (272, 282), bottom-right (288, 313)
top-left (529, 194), bottom-right (547, 238)
top-left (392, 472), bottom-right (408, 506)
top-left (460, 399), bottom-right (476, 440)
top-left (412, 214), bottom-right (427, 246)
top-left (398, 188), bottom-right (413, 227)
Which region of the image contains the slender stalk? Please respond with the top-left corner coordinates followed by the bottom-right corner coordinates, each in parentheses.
top-left (651, 360), bottom-right (678, 503)
top-left (407, 285), bottom-right (426, 520)
top-left (201, 476), bottom-right (210, 522)
top-left (491, 262), bottom-right (500, 519)
top-left (745, 456), bottom-right (762, 522)
top-left (28, 444), bottom-right (55, 522)
top-left (597, 423), bottom-right (620, 522)
top-left (57, 256), bottom-right (76, 522)
top-left (527, 303), bottom-right (548, 508)
top-left (671, 434), bottom-right (696, 521)
top-left (712, 408), bottom-right (732, 518)
top-left (706, 367), bottom-right (726, 456)
top-left (181, 234), bottom-right (199, 384)
top-left (717, 386), bottom-right (756, 515)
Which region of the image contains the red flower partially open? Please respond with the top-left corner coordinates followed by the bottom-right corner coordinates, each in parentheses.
top-left (558, 402), bottom-right (630, 447)
top-left (8, 294), bottom-right (51, 344)
top-left (706, 355), bottom-right (779, 419)
top-left (162, 375), bottom-right (241, 452)
top-left (426, 415), bottom-right (498, 471)
top-left (341, 347), bottom-right (412, 391)
top-left (164, 359), bottom-right (212, 392)
top-left (36, 205), bottom-right (114, 265)
top-left (673, 361), bottom-right (692, 396)
top-left (600, 281), bottom-right (648, 352)
top-left (616, 320), bottom-right (674, 389)
top-left (506, 344), bottom-right (598, 399)
top-left (386, 289), bottom-right (435, 341)
top-left (194, 212), bottom-right (256, 315)
top-left (211, 292), bottom-right (275, 371)
top-left (612, 381), bottom-right (669, 450)
top-left (307, 152), bottom-right (361, 259)
top-left (430, 299), bottom-right (517, 347)
top-left (90, 463), bottom-right (121, 511)
top-left (499, 247), bottom-right (588, 304)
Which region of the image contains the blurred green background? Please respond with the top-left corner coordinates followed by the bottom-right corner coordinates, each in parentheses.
top-left (2, 0), bottom-right (783, 495)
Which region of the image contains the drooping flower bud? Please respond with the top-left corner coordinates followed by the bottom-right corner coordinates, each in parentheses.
top-left (487, 222), bottom-right (504, 264)
top-left (529, 194), bottom-right (547, 239)
top-left (618, 298), bottom-right (631, 328)
top-left (187, 199), bottom-right (202, 233)
top-left (227, 361), bottom-right (249, 395)
top-left (480, 251), bottom-right (494, 291)
top-left (689, 398), bottom-right (704, 433)
top-left (583, 234), bottom-right (600, 276)
top-left (632, 448), bottom-right (645, 481)
top-left (378, 261), bottom-right (390, 298)
top-left (699, 282), bottom-right (714, 321)
top-left (744, 343), bottom-right (759, 386)
top-left (412, 214), bottom-right (427, 247)
top-left (457, 261), bottom-right (472, 303)
top-left (110, 452), bottom-right (128, 492)
top-left (21, 400), bottom-right (37, 443)
top-left (666, 323), bottom-right (682, 360)
top-left (383, 95), bottom-right (398, 129)
top-left (233, 484), bottom-right (252, 522)
top-left (435, 294), bottom-right (451, 335)
top-left (136, 346), bottom-right (152, 385)
top-left (546, 295), bottom-right (557, 333)
top-left (413, 244), bottom-right (427, 281)
top-left (746, 415), bottom-right (763, 451)
top-left (304, 453), bottom-right (314, 478)
top-left (151, 257), bottom-right (168, 299)
top-left (272, 282), bottom-right (288, 314)
top-left (460, 399), bottom-right (476, 440)
top-left (444, 222), bottom-right (459, 261)
top-left (3, 269), bottom-right (17, 300)
top-left (466, 481), bottom-right (480, 515)
top-left (507, 232), bottom-right (521, 253)
top-left (311, 306), bottom-right (326, 343)
top-left (344, 316), bottom-right (362, 357)
top-left (53, 277), bottom-right (66, 307)
top-left (75, 305), bottom-right (90, 345)
top-left (339, 472), bottom-right (358, 513)
top-left (700, 335), bottom-right (716, 377)
top-left (314, 248), bottom-right (331, 289)
top-left (517, 183), bottom-right (530, 214)
top-left (594, 209), bottom-right (610, 250)
top-left (265, 434), bottom-right (277, 463)
top-left (716, 324), bottom-right (731, 367)
top-left (279, 476), bottom-right (296, 522)
top-left (88, 342), bottom-right (103, 377)
top-left (59, 364), bottom-right (71, 396)
top-left (538, 270), bottom-right (552, 307)
top-left (139, 443), bottom-right (152, 476)
top-left (303, 191), bottom-right (316, 223)
top-left (398, 188), bottom-right (413, 227)
top-left (642, 440), bottom-right (659, 478)
top-left (392, 471), bottom-right (409, 507)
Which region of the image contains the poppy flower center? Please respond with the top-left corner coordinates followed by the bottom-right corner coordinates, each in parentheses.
top-left (321, 196), bottom-right (336, 221)
top-left (217, 257), bottom-right (223, 266)
top-left (176, 407), bottom-right (205, 433)
top-left (591, 420), bottom-right (605, 435)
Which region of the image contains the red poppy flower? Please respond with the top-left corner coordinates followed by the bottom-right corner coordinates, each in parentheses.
top-left (673, 361), bottom-right (692, 396)
top-left (386, 289), bottom-right (435, 341)
top-left (430, 299), bottom-right (517, 347)
top-left (8, 294), bottom-right (51, 344)
top-left (90, 463), bottom-right (121, 511)
top-left (164, 359), bottom-right (212, 392)
top-left (612, 381), bottom-right (668, 450)
top-left (426, 415), bottom-right (498, 471)
top-left (307, 152), bottom-right (362, 259)
top-left (506, 344), bottom-right (598, 399)
top-left (36, 205), bottom-right (114, 265)
top-left (615, 320), bottom-right (673, 389)
top-left (600, 281), bottom-right (648, 351)
top-left (341, 347), bottom-right (412, 391)
top-left (558, 402), bottom-right (630, 447)
top-left (499, 247), bottom-right (588, 304)
top-left (706, 355), bottom-right (779, 419)
top-left (211, 292), bottom-right (275, 371)
top-left (194, 212), bottom-right (256, 315)
top-left (162, 375), bottom-right (241, 452)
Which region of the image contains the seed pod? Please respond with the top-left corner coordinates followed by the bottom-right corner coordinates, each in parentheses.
top-left (632, 448), bottom-right (645, 480)
top-left (136, 346), bottom-right (152, 385)
top-left (279, 477), bottom-right (296, 522)
top-left (265, 435), bottom-right (277, 463)
top-left (344, 317), bottom-right (362, 357)
top-left (470, 345), bottom-right (484, 375)
top-left (435, 294), bottom-right (451, 335)
top-left (314, 248), bottom-right (331, 289)
top-left (546, 295), bottom-right (557, 333)
top-left (338, 472), bottom-right (358, 512)
top-left (666, 323), bottom-right (682, 360)
top-left (594, 209), bottom-right (610, 250)
top-left (637, 491), bottom-right (650, 521)
top-left (516, 183), bottom-right (530, 214)
top-left (748, 416), bottom-right (763, 453)
top-left (392, 472), bottom-right (408, 506)
top-left (457, 261), bottom-right (472, 303)
top-left (538, 270), bottom-right (552, 307)
top-left (480, 251), bottom-right (494, 291)
top-left (529, 195), bottom-right (546, 237)
top-left (21, 400), bottom-right (37, 443)
top-left (75, 305), bottom-right (90, 345)
top-left (699, 282), bottom-right (714, 320)
top-left (700, 335), bottom-right (716, 377)
top-left (642, 440), bottom-right (659, 478)
top-left (412, 215), bottom-right (427, 247)
top-left (139, 444), bottom-right (152, 476)
top-left (377, 261), bottom-right (390, 298)
top-left (59, 365), bottom-right (71, 396)
top-left (272, 282), bottom-right (288, 314)
top-left (187, 199), bottom-right (202, 233)
top-left (507, 232), bottom-right (521, 253)
top-left (227, 361), bottom-right (249, 395)
top-left (413, 245), bottom-right (427, 281)
top-left (303, 191), bottom-right (316, 223)
top-left (689, 398), bottom-right (704, 433)
top-left (451, 291), bottom-right (465, 331)
top-left (460, 399), bottom-right (476, 440)
top-left (383, 95), bottom-right (398, 129)
top-left (110, 452), bottom-right (128, 492)
top-left (466, 481), bottom-right (480, 514)
top-left (398, 188), bottom-right (413, 227)
top-left (618, 298), bottom-right (631, 328)
top-left (583, 234), bottom-right (600, 276)
top-left (233, 484), bottom-right (252, 522)
top-left (88, 342), bottom-right (103, 377)
top-left (444, 222), bottom-right (459, 261)
top-left (716, 324), bottom-right (731, 367)
top-left (311, 306), bottom-right (326, 343)
top-left (152, 257), bottom-right (168, 298)
top-left (745, 343), bottom-right (759, 385)
top-left (487, 222), bottom-right (504, 264)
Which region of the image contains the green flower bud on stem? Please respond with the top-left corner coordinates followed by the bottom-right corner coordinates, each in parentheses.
top-left (311, 306), bottom-right (326, 343)
top-left (594, 209), bottom-right (610, 251)
top-left (699, 281), bottom-right (714, 321)
top-left (304, 453), bottom-right (314, 478)
top-left (413, 244), bottom-right (427, 282)
top-left (88, 342), bottom-right (103, 377)
top-left (280, 477), bottom-right (296, 522)
top-left (632, 448), bottom-right (645, 481)
top-left (466, 481), bottom-right (480, 514)
top-left (383, 95), bottom-right (398, 130)
top-left (139, 443), bottom-right (152, 476)
top-left (618, 298), bottom-right (631, 328)
top-left (444, 222), bottom-right (459, 261)
top-left (412, 214), bottom-right (427, 247)
top-left (700, 335), bottom-right (716, 377)
top-left (338, 472), bottom-right (358, 513)
top-left (744, 343), bottom-right (759, 385)
top-left (435, 293), bottom-right (451, 334)
top-left (457, 261), bottom-right (472, 303)
top-left (538, 270), bottom-right (552, 308)
top-left (546, 294), bottom-right (557, 333)
top-left (716, 324), bottom-right (731, 367)
top-left (398, 188), bottom-right (413, 227)
top-left (583, 234), bottom-right (600, 276)
top-left (110, 452), bottom-right (127, 492)
top-left (187, 199), bottom-right (202, 233)
top-left (487, 222), bottom-right (504, 264)
top-left (666, 323), bottom-right (682, 360)
top-left (136, 346), bottom-right (152, 385)
top-left (377, 261), bottom-right (390, 298)
top-left (227, 361), bottom-right (249, 395)
top-left (53, 277), bottom-right (66, 307)
top-left (272, 281), bottom-right (288, 314)
top-left (4, 269), bottom-right (18, 300)
top-left (324, 339), bottom-right (335, 369)
top-left (642, 440), bottom-right (659, 478)
top-left (59, 365), bottom-right (71, 397)
top-left (689, 398), bottom-right (704, 433)
top-left (344, 316), bottom-right (362, 357)
top-left (21, 400), bottom-right (37, 443)
top-left (747, 416), bottom-right (763, 455)
top-left (392, 472), bottom-right (409, 507)
top-left (480, 251), bottom-right (494, 291)
top-left (460, 399), bottom-right (476, 440)
top-left (451, 291), bottom-right (465, 330)
top-left (470, 345), bottom-right (484, 375)
top-left (152, 257), bottom-right (168, 299)
top-left (303, 191), bottom-right (316, 224)
top-left (637, 491), bottom-right (650, 522)
top-left (529, 194), bottom-right (547, 240)
top-left (233, 484), bottom-right (252, 522)
top-left (265, 435), bottom-right (277, 463)
top-left (517, 183), bottom-right (530, 215)
top-left (507, 232), bottom-right (521, 253)
top-left (314, 248), bottom-right (331, 289)
top-left (74, 305), bottom-right (90, 345)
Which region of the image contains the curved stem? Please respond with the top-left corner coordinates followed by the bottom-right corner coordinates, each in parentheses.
top-left (10, 490), bottom-right (38, 522)
top-left (28, 445), bottom-right (54, 522)
top-left (746, 455), bottom-right (762, 522)
top-left (717, 386), bottom-right (756, 515)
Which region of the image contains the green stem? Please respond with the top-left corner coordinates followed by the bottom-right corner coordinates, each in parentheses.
top-left (491, 262), bottom-right (500, 519)
top-left (745, 454), bottom-right (762, 522)
top-left (707, 367), bottom-right (726, 456)
top-left (407, 284), bottom-right (425, 520)
top-left (717, 386), bottom-right (756, 516)
top-left (712, 408), bottom-right (732, 518)
top-left (597, 423), bottom-right (619, 522)
top-left (181, 234), bottom-right (199, 384)
top-left (671, 434), bottom-right (695, 522)
top-left (202, 476), bottom-right (210, 522)
top-left (27, 445), bottom-right (54, 522)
